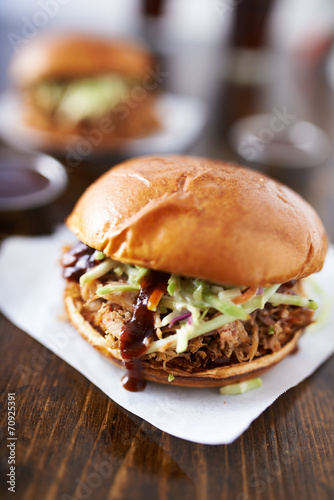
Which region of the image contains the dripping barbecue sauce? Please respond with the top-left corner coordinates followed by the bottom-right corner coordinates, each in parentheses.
top-left (62, 241), bottom-right (98, 282)
top-left (120, 270), bottom-right (168, 392)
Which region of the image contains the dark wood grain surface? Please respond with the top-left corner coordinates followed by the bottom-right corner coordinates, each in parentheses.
top-left (1, 28), bottom-right (334, 500)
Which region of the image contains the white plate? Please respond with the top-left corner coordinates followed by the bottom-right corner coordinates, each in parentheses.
top-left (0, 91), bottom-right (208, 159)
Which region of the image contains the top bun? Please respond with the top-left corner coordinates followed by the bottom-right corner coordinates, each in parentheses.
top-left (66, 155), bottom-right (328, 286)
top-left (9, 33), bottom-right (154, 86)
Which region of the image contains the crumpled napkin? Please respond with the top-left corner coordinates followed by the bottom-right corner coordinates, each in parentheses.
top-left (0, 226), bottom-right (333, 445)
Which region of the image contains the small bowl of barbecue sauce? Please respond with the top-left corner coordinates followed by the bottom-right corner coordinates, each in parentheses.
top-left (0, 149), bottom-right (67, 211)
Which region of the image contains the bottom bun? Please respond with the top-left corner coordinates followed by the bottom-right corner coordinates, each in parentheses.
top-left (64, 289), bottom-right (303, 388)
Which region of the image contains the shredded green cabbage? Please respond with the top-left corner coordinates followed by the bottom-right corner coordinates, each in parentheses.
top-left (302, 277), bottom-right (333, 333)
top-left (268, 293), bottom-right (318, 310)
top-left (97, 283), bottom-right (140, 295)
top-left (80, 258), bottom-right (149, 290)
top-left (34, 75), bottom-right (132, 123)
top-left (79, 259), bottom-right (116, 286)
top-left (94, 251), bottom-right (105, 261)
top-left (78, 258), bottom-right (318, 355)
top-left (219, 377), bottom-right (262, 395)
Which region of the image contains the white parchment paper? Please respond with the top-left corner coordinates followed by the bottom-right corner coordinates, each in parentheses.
top-left (0, 226), bottom-right (333, 445)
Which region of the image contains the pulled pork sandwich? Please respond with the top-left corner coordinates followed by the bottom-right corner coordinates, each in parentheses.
top-left (62, 155), bottom-right (328, 391)
top-left (9, 34), bottom-right (160, 145)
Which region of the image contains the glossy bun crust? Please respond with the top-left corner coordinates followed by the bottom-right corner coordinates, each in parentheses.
top-left (66, 155), bottom-right (327, 287)
top-left (9, 33), bottom-right (154, 86)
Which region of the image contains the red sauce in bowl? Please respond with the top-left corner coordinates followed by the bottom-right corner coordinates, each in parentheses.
top-left (0, 167), bottom-right (49, 198)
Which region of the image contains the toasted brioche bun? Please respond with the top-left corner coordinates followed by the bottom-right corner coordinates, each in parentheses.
top-left (64, 283), bottom-right (303, 387)
top-left (66, 155), bottom-right (327, 287)
top-left (9, 33), bottom-right (155, 86)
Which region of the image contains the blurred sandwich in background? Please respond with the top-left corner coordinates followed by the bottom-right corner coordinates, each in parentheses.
top-left (8, 33), bottom-right (161, 148)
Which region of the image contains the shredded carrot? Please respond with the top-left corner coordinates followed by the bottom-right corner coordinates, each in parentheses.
top-left (147, 288), bottom-right (164, 311)
top-left (233, 287), bottom-right (258, 304)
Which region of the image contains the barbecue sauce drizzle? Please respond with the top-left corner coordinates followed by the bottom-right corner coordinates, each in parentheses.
top-left (120, 270), bottom-right (168, 392)
top-left (62, 241), bottom-right (98, 282)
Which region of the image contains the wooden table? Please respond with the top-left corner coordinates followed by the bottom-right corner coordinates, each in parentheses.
top-left (1, 56), bottom-right (334, 500)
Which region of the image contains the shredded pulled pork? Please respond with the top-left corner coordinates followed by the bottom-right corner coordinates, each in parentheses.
top-left (68, 274), bottom-right (314, 373)
top-left (144, 302), bottom-right (313, 373)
